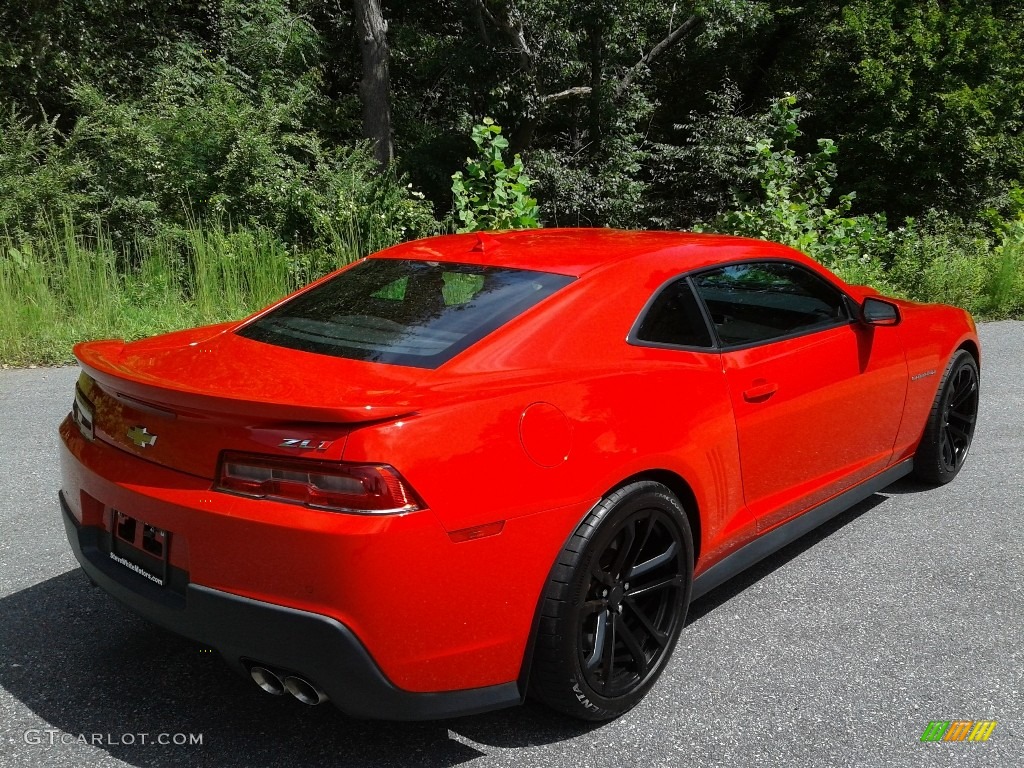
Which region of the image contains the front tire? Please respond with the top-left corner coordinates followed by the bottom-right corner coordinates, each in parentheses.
top-left (913, 349), bottom-right (979, 485)
top-left (529, 481), bottom-right (693, 720)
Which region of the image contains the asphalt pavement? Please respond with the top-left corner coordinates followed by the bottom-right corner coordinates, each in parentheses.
top-left (1, 322), bottom-right (1021, 768)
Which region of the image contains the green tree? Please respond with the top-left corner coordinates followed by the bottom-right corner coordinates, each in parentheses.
top-left (0, 0), bottom-right (216, 122)
top-left (768, 0), bottom-right (1024, 218)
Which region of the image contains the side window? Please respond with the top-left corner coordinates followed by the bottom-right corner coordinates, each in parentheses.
top-left (635, 279), bottom-right (714, 348)
top-left (692, 261), bottom-right (849, 346)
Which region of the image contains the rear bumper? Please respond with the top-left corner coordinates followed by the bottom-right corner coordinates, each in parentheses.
top-left (60, 492), bottom-right (521, 720)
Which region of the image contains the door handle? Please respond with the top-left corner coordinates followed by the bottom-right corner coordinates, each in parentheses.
top-left (743, 380), bottom-right (778, 402)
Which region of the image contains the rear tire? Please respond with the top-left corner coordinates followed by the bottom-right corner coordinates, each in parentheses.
top-left (529, 481), bottom-right (693, 721)
top-left (913, 349), bottom-right (979, 485)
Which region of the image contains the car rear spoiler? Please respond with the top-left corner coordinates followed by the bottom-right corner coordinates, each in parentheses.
top-left (74, 339), bottom-right (417, 425)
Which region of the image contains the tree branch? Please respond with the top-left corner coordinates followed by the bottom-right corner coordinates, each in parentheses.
top-left (614, 14), bottom-right (702, 98)
top-left (475, 4), bottom-right (702, 153)
top-left (538, 15), bottom-right (703, 106)
top-left (540, 86), bottom-right (593, 103)
top-left (475, 0), bottom-right (533, 73)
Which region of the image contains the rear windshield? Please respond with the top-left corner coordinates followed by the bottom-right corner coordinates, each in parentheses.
top-left (236, 259), bottom-right (574, 368)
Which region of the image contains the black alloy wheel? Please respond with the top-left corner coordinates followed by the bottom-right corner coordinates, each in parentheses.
top-left (939, 359), bottom-right (979, 473)
top-left (530, 481), bottom-right (693, 720)
top-left (914, 349), bottom-right (980, 484)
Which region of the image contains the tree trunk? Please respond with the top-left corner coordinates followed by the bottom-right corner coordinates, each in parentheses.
top-left (352, 0), bottom-right (393, 165)
top-left (475, 1), bottom-right (538, 154)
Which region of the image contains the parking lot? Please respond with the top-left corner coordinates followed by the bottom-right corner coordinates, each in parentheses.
top-left (1, 321), bottom-right (1021, 768)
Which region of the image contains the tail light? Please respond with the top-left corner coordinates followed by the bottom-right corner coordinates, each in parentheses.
top-left (216, 452), bottom-right (423, 514)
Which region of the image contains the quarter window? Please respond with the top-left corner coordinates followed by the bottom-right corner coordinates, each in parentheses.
top-left (692, 261), bottom-right (849, 346)
top-left (635, 279), bottom-right (714, 348)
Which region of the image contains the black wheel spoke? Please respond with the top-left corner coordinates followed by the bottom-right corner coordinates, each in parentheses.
top-left (627, 574), bottom-right (684, 598)
top-left (633, 513), bottom-right (657, 561)
top-left (586, 610), bottom-right (609, 670)
top-left (582, 598), bottom-right (607, 616)
top-left (615, 614), bottom-right (649, 679)
top-left (590, 562), bottom-right (615, 588)
top-left (947, 422), bottom-right (970, 443)
top-left (941, 430), bottom-right (954, 468)
top-left (609, 522), bottom-right (637, 580)
top-left (951, 379), bottom-right (977, 408)
top-left (624, 596), bottom-right (668, 648)
top-left (600, 612), bottom-right (616, 690)
top-left (627, 539), bottom-right (678, 580)
top-left (947, 410), bottom-right (976, 427)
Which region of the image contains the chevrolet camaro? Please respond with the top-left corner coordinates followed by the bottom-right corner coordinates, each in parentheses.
top-left (58, 229), bottom-right (980, 720)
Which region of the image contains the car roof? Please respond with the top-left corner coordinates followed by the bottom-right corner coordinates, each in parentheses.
top-left (369, 228), bottom-right (802, 278)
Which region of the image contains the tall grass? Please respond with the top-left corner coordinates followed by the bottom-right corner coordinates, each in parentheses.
top-left (0, 218), bottom-right (126, 365)
top-left (988, 221), bottom-right (1024, 317)
top-left (1, 214), bottom-right (1021, 367)
top-left (0, 216), bottom-right (360, 366)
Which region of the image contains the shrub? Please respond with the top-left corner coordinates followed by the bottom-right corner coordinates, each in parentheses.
top-left (451, 118), bottom-right (539, 232)
top-left (529, 89), bottom-right (651, 229)
top-left (67, 57), bottom-right (438, 252)
top-left (0, 107), bottom-right (93, 236)
top-left (884, 214), bottom-right (987, 306)
top-left (987, 218), bottom-right (1024, 317)
top-left (652, 81), bottom-right (769, 228)
top-left (707, 95), bottom-right (890, 280)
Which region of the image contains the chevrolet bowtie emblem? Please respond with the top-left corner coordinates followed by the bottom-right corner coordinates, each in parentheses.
top-left (127, 426), bottom-right (158, 449)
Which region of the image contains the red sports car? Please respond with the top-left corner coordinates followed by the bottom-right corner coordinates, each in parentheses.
top-left (58, 229), bottom-right (980, 721)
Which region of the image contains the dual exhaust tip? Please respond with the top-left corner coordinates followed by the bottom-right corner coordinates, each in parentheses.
top-left (250, 665), bottom-right (328, 706)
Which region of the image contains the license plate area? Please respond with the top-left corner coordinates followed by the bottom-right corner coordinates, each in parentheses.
top-left (110, 510), bottom-right (170, 587)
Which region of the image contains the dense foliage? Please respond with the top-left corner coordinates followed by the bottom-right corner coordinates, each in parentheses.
top-left (1, 0), bottom-right (1022, 363)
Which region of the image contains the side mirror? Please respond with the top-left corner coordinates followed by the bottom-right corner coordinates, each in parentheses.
top-left (861, 296), bottom-right (901, 327)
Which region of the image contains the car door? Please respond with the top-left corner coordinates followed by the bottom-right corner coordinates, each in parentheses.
top-left (690, 260), bottom-right (908, 532)
top-left (627, 275), bottom-right (760, 563)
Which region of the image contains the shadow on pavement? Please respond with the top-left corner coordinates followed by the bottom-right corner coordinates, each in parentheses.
top-left (687, 492), bottom-right (888, 622)
top-left (872, 475), bottom-right (942, 495)
top-left (0, 570), bottom-right (596, 767)
top-left (1, 491), bottom-right (900, 766)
